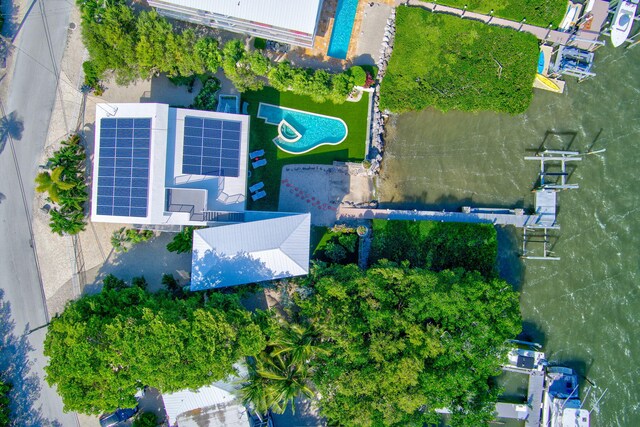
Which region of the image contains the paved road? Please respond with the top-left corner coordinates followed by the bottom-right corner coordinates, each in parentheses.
top-left (0, 0), bottom-right (77, 425)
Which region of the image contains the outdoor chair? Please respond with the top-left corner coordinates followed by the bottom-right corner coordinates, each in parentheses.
top-left (249, 182), bottom-right (264, 193)
top-left (249, 149), bottom-right (265, 159)
top-left (252, 158), bottom-right (267, 168)
top-left (252, 190), bottom-right (267, 201)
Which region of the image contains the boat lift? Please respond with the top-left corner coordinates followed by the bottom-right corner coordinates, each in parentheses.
top-left (520, 149), bottom-right (590, 261)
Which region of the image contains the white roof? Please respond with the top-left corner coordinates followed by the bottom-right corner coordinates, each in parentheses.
top-left (191, 213), bottom-right (311, 290)
top-left (162, 384), bottom-right (249, 427)
top-left (90, 103), bottom-right (249, 226)
top-left (160, 0), bottom-right (323, 34)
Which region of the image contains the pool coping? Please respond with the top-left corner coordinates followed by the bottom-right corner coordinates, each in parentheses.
top-left (278, 118), bottom-right (302, 143)
top-left (256, 102), bottom-right (349, 155)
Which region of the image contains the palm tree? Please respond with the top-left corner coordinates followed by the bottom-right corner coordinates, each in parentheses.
top-left (35, 166), bottom-right (75, 204)
top-left (240, 321), bottom-right (326, 415)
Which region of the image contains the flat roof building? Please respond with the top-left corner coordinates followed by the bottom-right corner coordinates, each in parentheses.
top-left (91, 103), bottom-right (249, 226)
top-left (147, 0), bottom-right (324, 48)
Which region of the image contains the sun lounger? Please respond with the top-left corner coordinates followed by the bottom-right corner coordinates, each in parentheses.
top-left (249, 149), bottom-right (265, 158)
top-left (251, 190), bottom-right (266, 201)
top-left (249, 181), bottom-right (264, 193)
top-left (252, 158), bottom-right (267, 168)
top-left (242, 102), bottom-right (249, 115)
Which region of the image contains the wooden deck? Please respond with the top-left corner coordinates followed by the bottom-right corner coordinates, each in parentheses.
top-left (403, 0), bottom-right (609, 50)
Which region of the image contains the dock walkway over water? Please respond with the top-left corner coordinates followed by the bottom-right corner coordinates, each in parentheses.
top-left (338, 189), bottom-right (557, 228)
top-left (402, 0), bottom-right (610, 51)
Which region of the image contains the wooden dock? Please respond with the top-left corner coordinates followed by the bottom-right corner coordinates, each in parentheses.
top-left (338, 190), bottom-right (557, 228)
top-left (403, 0), bottom-right (609, 51)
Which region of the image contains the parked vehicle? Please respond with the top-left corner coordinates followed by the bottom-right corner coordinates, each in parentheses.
top-left (99, 407), bottom-right (138, 427)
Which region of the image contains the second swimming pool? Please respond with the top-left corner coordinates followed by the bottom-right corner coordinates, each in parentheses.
top-left (327, 0), bottom-right (359, 60)
top-left (257, 103), bottom-right (348, 154)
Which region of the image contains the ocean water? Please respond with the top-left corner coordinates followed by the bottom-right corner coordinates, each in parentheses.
top-left (378, 45), bottom-right (640, 426)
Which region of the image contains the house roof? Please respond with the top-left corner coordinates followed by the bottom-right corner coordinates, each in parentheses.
top-left (90, 103), bottom-right (249, 226)
top-left (162, 384), bottom-right (249, 427)
top-left (191, 213), bottom-right (311, 290)
top-left (157, 0), bottom-right (323, 35)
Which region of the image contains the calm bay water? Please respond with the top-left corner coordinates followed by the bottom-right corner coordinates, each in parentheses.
top-left (378, 46), bottom-right (640, 426)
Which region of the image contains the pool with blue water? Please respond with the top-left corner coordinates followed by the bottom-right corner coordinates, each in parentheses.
top-left (257, 103), bottom-right (348, 154)
top-left (327, 0), bottom-right (359, 59)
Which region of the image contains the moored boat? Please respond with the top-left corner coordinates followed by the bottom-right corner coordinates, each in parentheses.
top-left (611, 0), bottom-right (639, 47)
top-left (542, 366), bottom-right (591, 427)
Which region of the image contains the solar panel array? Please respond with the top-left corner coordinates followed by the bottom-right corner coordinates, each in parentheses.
top-left (182, 116), bottom-right (241, 177)
top-left (96, 118), bottom-right (151, 217)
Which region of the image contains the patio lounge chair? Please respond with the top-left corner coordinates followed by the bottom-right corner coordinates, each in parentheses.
top-left (251, 190), bottom-right (266, 201)
top-left (242, 102), bottom-right (249, 115)
top-left (252, 158), bottom-right (267, 168)
top-left (249, 149), bottom-right (265, 158)
top-left (249, 181), bottom-right (264, 193)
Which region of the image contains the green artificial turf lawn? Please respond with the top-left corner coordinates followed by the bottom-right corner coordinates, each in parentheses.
top-left (380, 7), bottom-right (539, 115)
top-left (242, 87), bottom-right (369, 211)
top-left (424, 0), bottom-right (567, 28)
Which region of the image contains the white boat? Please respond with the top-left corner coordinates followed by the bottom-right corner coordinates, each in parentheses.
top-left (611, 0), bottom-right (639, 47)
top-left (542, 366), bottom-right (591, 427)
top-left (560, 1), bottom-right (584, 31)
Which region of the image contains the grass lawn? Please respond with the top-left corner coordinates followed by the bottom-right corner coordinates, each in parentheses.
top-left (380, 7), bottom-right (538, 115)
top-left (423, 0), bottom-right (567, 28)
top-left (241, 86), bottom-right (369, 211)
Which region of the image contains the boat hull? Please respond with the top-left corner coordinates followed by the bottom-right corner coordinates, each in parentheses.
top-left (611, 0), bottom-right (638, 47)
top-left (535, 74), bottom-right (561, 92)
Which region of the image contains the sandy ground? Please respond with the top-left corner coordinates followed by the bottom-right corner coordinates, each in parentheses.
top-left (279, 164), bottom-right (373, 226)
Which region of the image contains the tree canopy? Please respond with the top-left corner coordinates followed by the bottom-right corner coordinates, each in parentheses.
top-left (295, 262), bottom-right (521, 426)
top-left (44, 277), bottom-right (265, 414)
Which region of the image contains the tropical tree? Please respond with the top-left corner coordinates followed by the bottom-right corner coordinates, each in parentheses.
top-left (295, 262), bottom-right (521, 427)
top-left (44, 278), bottom-right (266, 414)
top-left (35, 167), bottom-right (75, 204)
top-left (0, 378), bottom-right (11, 427)
top-left (241, 314), bottom-right (324, 415)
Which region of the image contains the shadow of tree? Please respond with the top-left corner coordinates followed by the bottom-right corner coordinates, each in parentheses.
top-left (0, 109), bottom-right (25, 155)
top-left (0, 289), bottom-right (61, 426)
top-left (191, 248), bottom-right (283, 291)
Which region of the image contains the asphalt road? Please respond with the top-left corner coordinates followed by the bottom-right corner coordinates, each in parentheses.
top-left (0, 0), bottom-right (78, 424)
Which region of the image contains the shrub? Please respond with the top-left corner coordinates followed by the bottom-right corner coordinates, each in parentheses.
top-left (191, 77), bottom-right (221, 111)
top-left (82, 60), bottom-right (101, 89)
top-left (167, 226), bottom-right (199, 253)
top-left (36, 134), bottom-right (88, 235)
top-left (349, 66), bottom-right (367, 87)
top-left (380, 8), bottom-right (538, 114)
top-left (253, 37), bottom-right (267, 50)
top-left (133, 412), bottom-right (157, 427)
top-left (111, 227), bottom-right (154, 253)
top-left (0, 378), bottom-right (11, 427)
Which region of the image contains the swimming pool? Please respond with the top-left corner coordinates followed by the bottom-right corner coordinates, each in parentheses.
top-left (327, 0), bottom-right (359, 59)
top-left (257, 103), bottom-right (348, 154)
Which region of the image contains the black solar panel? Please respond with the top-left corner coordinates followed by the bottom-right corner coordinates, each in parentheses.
top-left (96, 117), bottom-right (151, 217)
top-left (182, 116), bottom-right (241, 177)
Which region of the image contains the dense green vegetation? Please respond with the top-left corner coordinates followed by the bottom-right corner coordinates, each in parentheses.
top-left (380, 8), bottom-right (538, 114)
top-left (311, 225), bottom-right (359, 264)
top-left (166, 226), bottom-right (200, 254)
top-left (0, 378), bottom-right (10, 427)
top-left (77, 0), bottom-right (360, 102)
top-left (371, 220), bottom-right (498, 277)
top-left (424, 0), bottom-right (567, 28)
top-left (242, 87), bottom-right (369, 211)
top-left (293, 262), bottom-right (521, 426)
top-left (35, 134), bottom-right (88, 235)
top-left (43, 275), bottom-right (265, 414)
